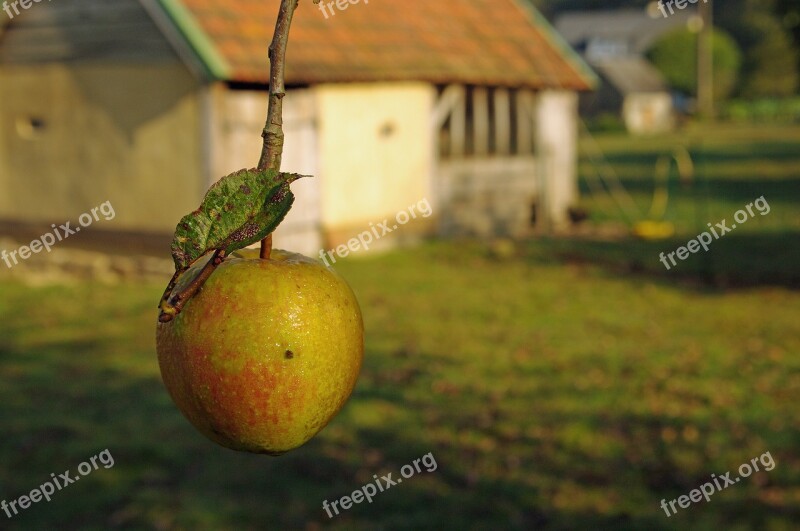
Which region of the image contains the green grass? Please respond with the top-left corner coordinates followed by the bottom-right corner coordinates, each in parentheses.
top-left (0, 122), bottom-right (798, 530)
top-left (0, 237), bottom-right (799, 530)
top-left (577, 122), bottom-right (800, 231)
top-left (567, 122), bottom-right (800, 287)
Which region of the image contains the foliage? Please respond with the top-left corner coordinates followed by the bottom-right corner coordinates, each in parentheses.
top-left (647, 28), bottom-right (742, 101)
top-left (530, 0), bottom-right (800, 97)
top-left (170, 169), bottom-right (305, 270)
top-left (734, 12), bottom-right (799, 98)
top-left (721, 97), bottom-right (800, 123)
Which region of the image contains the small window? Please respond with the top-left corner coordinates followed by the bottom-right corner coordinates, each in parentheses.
top-left (16, 116), bottom-right (47, 140)
top-left (379, 121), bottom-right (396, 138)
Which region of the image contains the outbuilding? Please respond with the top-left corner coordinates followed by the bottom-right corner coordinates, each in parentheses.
top-left (0, 0), bottom-right (595, 255)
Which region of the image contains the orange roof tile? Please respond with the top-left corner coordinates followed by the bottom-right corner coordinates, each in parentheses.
top-left (177, 0), bottom-right (595, 90)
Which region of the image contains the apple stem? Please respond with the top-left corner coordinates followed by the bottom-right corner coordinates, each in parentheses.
top-left (260, 233), bottom-right (273, 260)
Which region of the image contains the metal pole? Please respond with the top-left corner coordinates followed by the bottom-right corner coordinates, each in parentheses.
top-left (698, 0), bottom-right (714, 119)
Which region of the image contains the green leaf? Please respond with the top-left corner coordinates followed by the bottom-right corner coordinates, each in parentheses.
top-left (170, 168), bottom-right (308, 270)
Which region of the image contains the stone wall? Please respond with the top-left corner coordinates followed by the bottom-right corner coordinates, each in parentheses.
top-left (0, 237), bottom-right (173, 285)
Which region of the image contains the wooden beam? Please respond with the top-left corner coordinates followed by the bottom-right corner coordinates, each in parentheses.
top-left (494, 88), bottom-right (511, 156)
top-left (473, 87), bottom-right (489, 157)
top-left (431, 84), bottom-right (465, 130)
top-left (450, 87), bottom-right (466, 158)
top-left (516, 89), bottom-right (534, 155)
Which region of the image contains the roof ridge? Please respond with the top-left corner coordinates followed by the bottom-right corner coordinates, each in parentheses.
top-left (510, 0), bottom-right (598, 90)
top-left (156, 0), bottom-right (230, 80)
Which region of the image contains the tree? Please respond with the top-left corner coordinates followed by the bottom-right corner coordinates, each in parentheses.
top-left (735, 13), bottom-right (799, 97)
top-left (647, 28), bottom-right (743, 102)
top-left (529, 0), bottom-right (800, 97)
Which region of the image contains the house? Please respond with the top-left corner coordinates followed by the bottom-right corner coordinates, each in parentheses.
top-left (0, 0), bottom-right (596, 257)
top-left (586, 56), bottom-right (675, 135)
top-left (555, 8), bottom-right (694, 134)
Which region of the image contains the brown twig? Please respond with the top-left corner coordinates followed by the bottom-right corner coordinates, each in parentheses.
top-left (159, 267), bottom-right (187, 307)
top-left (159, 250), bottom-right (227, 323)
top-left (256, 0), bottom-right (299, 249)
top-left (158, 1), bottom-right (299, 323)
top-left (258, 0), bottom-right (298, 172)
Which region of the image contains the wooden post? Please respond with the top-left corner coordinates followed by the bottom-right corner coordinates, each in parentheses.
top-left (450, 87), bottom-right (466, 158)
top-left (516, 89), bottom-right (534, 155)
top-left (473, 87), bottom-right (489, 157)
top-left (494, 88), bottom-right (510, 156)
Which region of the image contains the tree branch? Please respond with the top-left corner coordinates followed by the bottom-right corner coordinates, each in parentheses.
top-left (158, 0), bottom-right (300, 323)
top-left (256, 0), bottom-right (299, 253)
top-left (159, 250), bottom-right (227, 323)
top-left (258, 0), bottom-right (299, 172)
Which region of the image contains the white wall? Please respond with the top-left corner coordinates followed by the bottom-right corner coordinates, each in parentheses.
top-left (207, 86), bottom-right (321, 256)
top-left (535, 90), bottom-right (579, 230)
top-left (315, 82), bottom-right (436, 242)
top-left (207, 82), bottom-right (436, 253)
top-left (623, 92), bottom-right (674, 135)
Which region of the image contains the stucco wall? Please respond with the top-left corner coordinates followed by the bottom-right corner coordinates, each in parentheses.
top-left (315, 83), bottom-right (436, 235)
top-left (0, 63), bottom-right (203, 232)
top-left (623, 92), bottom-right (674, 135)
top-left (535, 90), bottom-right (579, 230)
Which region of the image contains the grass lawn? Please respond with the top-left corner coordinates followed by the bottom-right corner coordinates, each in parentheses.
top-left (567, 122), bottom-right (800, 288)
top-left (0, 122), bottom-right (798, 530)
top-left (0, 241), bottom-right (798, 530)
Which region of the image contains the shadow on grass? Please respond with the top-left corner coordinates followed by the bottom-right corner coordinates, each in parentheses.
top-left (526, 231), bottom-right (800, 290)
top-left (0, 341), bottom-right (577, 530)
top-left (1, 239), bottom-right (799, 530)
top-left (9, 330), bottom-right (784, 530)
top-left (581, 178), bottom-right (800, 203)
top-left (600, 140), bottom-right (800, 166)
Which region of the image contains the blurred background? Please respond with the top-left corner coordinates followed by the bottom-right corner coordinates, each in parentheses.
top-left (0, 0), bottom-right (798, 529)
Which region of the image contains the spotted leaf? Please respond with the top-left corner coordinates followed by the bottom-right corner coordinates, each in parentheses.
top-left (170, 168), bottom-right (308, 270)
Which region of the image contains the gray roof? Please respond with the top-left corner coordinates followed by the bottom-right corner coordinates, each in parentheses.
top-left (555, 8), bottom-right (696, 55)
top-left (594, 56), bottom-right (669, 94)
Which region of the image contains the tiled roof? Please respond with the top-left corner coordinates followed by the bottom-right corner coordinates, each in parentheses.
top-left (173, 0), bottom-right (595, 90)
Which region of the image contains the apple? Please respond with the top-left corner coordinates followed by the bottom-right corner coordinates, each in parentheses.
top-left (156, 248), bottom-right (363, 454)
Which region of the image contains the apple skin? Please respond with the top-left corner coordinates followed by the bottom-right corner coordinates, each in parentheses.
top-left (156, 248), bottom-right (363, 454)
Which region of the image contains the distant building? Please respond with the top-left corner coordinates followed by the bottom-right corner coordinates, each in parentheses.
top-left (0, 0), bottom-right (596, 256)
top-left (556, 8), bottom-right (694, 134)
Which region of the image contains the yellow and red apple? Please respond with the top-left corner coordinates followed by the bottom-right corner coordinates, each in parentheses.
top-left (156, 248), bottom-right (363, 454)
